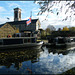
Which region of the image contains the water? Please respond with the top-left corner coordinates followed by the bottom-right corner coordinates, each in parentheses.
top-left (0, 46), bottom-right (75, 74)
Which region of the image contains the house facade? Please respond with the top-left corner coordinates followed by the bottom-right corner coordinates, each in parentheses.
top-left (8, 8), bottom-right (41, 32)
top-left (7, 19), bottom-right (41, 32)
top-left (0, 7), bottom-right (41, 38)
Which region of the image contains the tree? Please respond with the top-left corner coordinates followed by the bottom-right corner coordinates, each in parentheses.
top-left (45, 28), bottom-right (51, 35)
top-left (62, 26), bottom-right (69, 31)
top-left (35, 1), bottom-right (75, 21)
top-left (15, 28), bottom-right (19, 33)
top-left (47, 25), bottom-right (56, 31)
top-left (58, 28), bottom-right (61, 31)
top-left (69, 27), bottom-right (75, 31)
top-left (41, 30), bottom-right (46, 39)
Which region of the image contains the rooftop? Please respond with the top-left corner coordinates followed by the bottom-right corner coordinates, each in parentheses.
top-left (0, 23), bottom-right (6, 28)
top-left (7, 19), bottom-right (38, 25)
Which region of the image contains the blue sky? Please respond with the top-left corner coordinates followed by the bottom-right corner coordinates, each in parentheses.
top-left (0, 1), bottom-right (75, 30)
top-left (0, 1), bottom-right (39, 20)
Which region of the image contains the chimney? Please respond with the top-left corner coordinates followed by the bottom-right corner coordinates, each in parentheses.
top-left (14, 7), bottom-right (21, 21)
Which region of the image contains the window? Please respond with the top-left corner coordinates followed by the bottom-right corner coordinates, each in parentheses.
top-left (15, 11), bottom-right (18, 18)
top-left (28, 39), bottom-right (31, 43)
top-left (19, 12), bottom-right (21, 18)
top-left (31, 38), bottom-right (36, 43)
top-left (24, 39), bottom-right (27, 43)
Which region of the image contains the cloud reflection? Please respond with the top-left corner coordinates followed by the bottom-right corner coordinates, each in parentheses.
top-left (32, 47), bottom-right (75, 74)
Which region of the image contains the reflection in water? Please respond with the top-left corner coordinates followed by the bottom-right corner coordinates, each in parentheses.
top-left (38, 46), bottom-right (75, 74)
top-left (0, 49), bottom-right (42, 74)
top-left (0, 46), bottom-right (75, 74)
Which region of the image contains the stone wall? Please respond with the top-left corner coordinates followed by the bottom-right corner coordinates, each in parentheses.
top-left (0, 23), bottom-right (15, 38)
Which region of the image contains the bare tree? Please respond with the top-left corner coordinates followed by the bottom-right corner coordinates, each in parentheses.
top-left (47, 25), bottom-right (56, 31)
top-left (34, 1), bottom-right (75, 21)
top-left (45, 28), bottom-right (51, 34)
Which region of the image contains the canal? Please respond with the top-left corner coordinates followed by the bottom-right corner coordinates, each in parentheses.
top-left (0, 46), bottom-right (75, 74)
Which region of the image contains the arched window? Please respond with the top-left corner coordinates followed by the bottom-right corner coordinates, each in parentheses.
top-left (19, 12), bottom-right (21, 18)
top-left (15, 11), bottom-right (18, 18)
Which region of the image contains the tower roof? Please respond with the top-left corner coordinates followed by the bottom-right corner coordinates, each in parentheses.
top-left (14, 7), bottom-right (21, 10)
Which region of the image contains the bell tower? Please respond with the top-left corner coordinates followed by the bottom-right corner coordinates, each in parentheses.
top-left (14, 8), bottom-right (21, 21)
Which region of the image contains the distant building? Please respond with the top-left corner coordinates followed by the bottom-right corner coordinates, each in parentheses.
top-left (0, 7), bottom-right (41, 38)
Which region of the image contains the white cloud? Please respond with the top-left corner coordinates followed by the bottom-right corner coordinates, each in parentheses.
top-left (0, 6), bottom-right (6, 12)
top-left (9, 16), bottom-right (14, 22)
top-left (32, 47), bottom-right (75, 74)
top-left (35, 1), bottom-right (75, 30)
top-left (23, 17), bottom-right (29, 20)
top-left (20, 1), bottom-right (27, 3)
top-left (7, 2), bottom-right (21, 8)
top-left (33, 8), bottom-right (40, 12)
top-left (0, 17), bottom-right (7, 24)
top-left (0, 16), bottom-right (14, 25)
